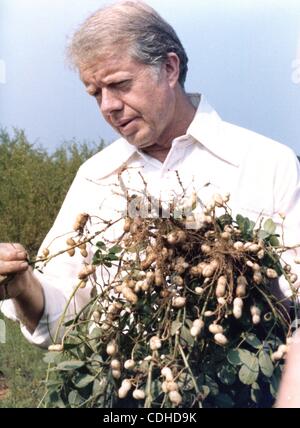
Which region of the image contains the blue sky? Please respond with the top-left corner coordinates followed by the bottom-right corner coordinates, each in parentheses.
top-left (0, 0), bottom-right (299, 154)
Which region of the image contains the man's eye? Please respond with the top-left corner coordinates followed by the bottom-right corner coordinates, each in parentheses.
top-left (92, 90), bottom-right (102, 99)
top-left (115, 80), bottom-right (130, 89)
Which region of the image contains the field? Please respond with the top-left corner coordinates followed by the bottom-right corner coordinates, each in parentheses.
top-left (0, 315), bottom-right (46, 407)
top-left (0, 128), bottom-right (103, 408)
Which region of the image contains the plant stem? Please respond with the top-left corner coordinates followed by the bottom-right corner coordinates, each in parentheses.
top-left (178, 343), bottom-right (202, 408)
top-left (144, 360), bottom-right (154, 408)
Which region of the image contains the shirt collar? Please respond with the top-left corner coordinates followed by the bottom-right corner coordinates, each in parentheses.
top-left (84, 93), bottom-right (240, 180)
top-left (186, 94), bottom-right (240, 167)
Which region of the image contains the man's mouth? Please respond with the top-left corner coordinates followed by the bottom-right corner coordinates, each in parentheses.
top-left (117, 118), bottom-right (134, 127)
top-left (116, 117), bottom-right (139, 135)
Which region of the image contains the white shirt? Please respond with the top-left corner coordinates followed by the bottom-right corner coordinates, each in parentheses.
top-left (1, 94), bottom-right (300, 348)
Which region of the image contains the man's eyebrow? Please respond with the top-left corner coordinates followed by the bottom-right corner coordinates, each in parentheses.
top-left (102, 72), bottom-right (133, 85)
top-left (84, 74), bottom-right (133, 95)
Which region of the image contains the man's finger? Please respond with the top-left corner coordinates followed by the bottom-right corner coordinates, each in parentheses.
top-left (0, 244), bottom-right (27, 261)
top-left (0, 259), bottom-right (29, 275)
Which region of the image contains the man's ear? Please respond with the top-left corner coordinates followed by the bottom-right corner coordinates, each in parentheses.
top-left (164, 52), bottom-right (180, 88)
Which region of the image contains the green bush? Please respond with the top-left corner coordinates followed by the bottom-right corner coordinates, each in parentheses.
top-left (0, 128), bottom-right (105, 256)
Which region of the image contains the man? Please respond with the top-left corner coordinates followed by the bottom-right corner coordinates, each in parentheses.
top-left (0, 1), bottom-right (299, 352)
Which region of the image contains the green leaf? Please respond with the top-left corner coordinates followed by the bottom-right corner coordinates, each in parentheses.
top-left (96, 241), bottom-right (106, 249)
top-left (106, 253), bottom-right (119, 261)
top-left (179, 325), bottom-right (194, 347)
top-left (89, 327), bottom-right (103, 340)
top-left (68, 390), bottom-right (82, 407)
top-left (251, 382), bottom-right (261, 404)
top-left (236, 214), bottom-right (246, 229)
top-left (249, 220), bottom-right (255, 232)
top-left (269, 235), bottom-right (280, 247)
top-left (185, 319), bottom-right (193, 328)
top-left (242, 333), bottom-right (262, 350)
top-left (236, 215), bottom-right (254, 238)
top-left (152, 379), bottom-right (163, 400)
top-left (88, 355), bottom-right (103, 370)
top-left (239, 358), bottom-right (259, 385)
top-left (218, 214), bottom-right (233, 228)
top-left (227, 349), bottom-right (243, 366)
top-left (270, 366), bottom-right (282, 398)
top-left (264, 219), bottom-right (276, 235)
top-left (217, 364), bottom-right (236, 385)
top-left (92, 250), bottom-right (103, 265)
top-left (258, 230), bottom-right (269, 240)
top-left (48, 390), bottom-right (66, 408)
top-left (244, 217), bottom-right (251, 231)
top-left (92, 378), bottom-right (107, 396)
top-left (214, 393), bottom-right (235, 408)
top-left (204, 375), bottom-right (219, 396)
top-left (239, 349), bottom-right (256, 366)
top-left (47, 389), bottom-right (59, 403)
top-left (63, 318), bottom-right (76, 327)
top-left (171, 320), bottom-right (182, 336)
top-left (63, 342), bottom-right (82, 351)
top-left (57, 360), bottom-right (85, 371)
top-left (259, 351), bottom-right (274, 377)
top-left (177, 372), bottom-right (194, 391)
top-left (73, 374), bottom-right (95, 389)
top-left (109, 245), bottom-right (122, 254)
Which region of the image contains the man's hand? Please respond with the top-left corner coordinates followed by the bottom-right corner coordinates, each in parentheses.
top-left (0, 243), bottom-right (45, 333)
top-left (0, 243), bottom-right (29, 300)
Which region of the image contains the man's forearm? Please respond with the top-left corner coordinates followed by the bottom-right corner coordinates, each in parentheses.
top-left (12, 270), bottom-right (45, 334)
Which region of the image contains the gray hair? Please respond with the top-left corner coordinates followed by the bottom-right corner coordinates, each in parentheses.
top-left (67, 0), bottom-right (188, 88)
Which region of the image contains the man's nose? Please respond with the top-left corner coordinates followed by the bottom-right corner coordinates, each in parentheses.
top-left (100, 88), bottom-right (123, 116)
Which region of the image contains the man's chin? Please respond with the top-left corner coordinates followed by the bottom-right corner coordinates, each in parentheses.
top-left (125, 134), bottom-right (154, 150)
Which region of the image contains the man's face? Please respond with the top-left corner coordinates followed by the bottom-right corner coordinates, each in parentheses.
top-left (80, 52), bottom-right (178, 149)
